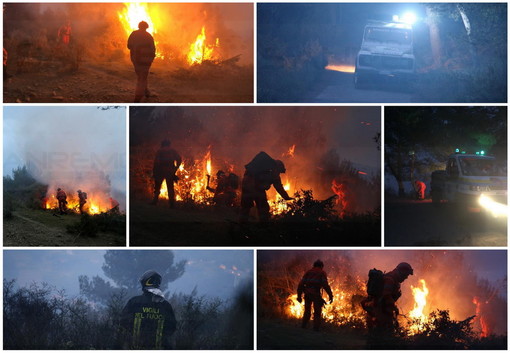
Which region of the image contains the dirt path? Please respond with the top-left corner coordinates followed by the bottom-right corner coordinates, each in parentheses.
top-left (4, 58), bottom-right (253, 103)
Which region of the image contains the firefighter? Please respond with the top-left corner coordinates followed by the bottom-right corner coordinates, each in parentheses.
top-left (414, 180), bottom-right (426, 200)
top-left (57, 20), bottom-right (72, 46)
top-left (56, 188), bottom-right (67, 214)
top-left (240, 151), bottom-right (293, 222)
top-left (297, 259), bottom-right (334, 331)
top-left (363, 262), bottom-right (414, 333)
top-left (127, 21), bottom-right (156, 103)
top-left (77, 189), bottom-right (87, 214)
top-left (152, 139), bottom-right (182, 208)
top-left (206, 170), bottom-right (239, 207)
top-left (119, 270), bottom-right (177, 350)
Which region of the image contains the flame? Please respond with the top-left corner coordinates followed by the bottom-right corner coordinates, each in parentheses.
top-left (408, 279), bottom-right (429, 334)
top-left (286, 277), bottom-right (368, 327)
top-left (43, 193), bottom-right (112, 215)
top-left (187, 26), bottom-right (220, 65)
top-left (332, 180), bottom-right (347, 217)
top-left (118, 3), bottom-right (156, 36)
top-left (473, 296), bottom-right (490, 338)
top-left (118, 3), bottom-right (166, 59)
top-left (325, 64), bottom-right (356, 73)
top-left (270, 179), bottom-right (292, 215)
top-left (283, 144), bottom-right (296, 158)
top-left (157, 147), bottom-right (214, 204)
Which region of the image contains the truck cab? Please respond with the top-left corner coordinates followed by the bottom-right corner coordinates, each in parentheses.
top-left (431, 153), bottom-right (507, 213)
top-left (354, 21), bottom-right (415, 88)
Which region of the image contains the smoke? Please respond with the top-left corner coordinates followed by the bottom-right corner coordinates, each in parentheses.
top-left (3, 106), bottom-right (126, 211)
top-left (258, 250), bottom-right (507, 336)
top-left (131, 106), bottom-right (380, 213)
top-left (4, 3), bottom-right (253, 66)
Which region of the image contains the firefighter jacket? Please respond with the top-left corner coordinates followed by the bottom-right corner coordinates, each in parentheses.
top-left (380, 270), bottom-right (402, 314)
top-left (153, 147), bottom-right (182, 176)
top-left (120, 291), bottom-right (177, 350)
top-left (297, 266), bottom-right (333, 299)
top-left (127, 30), bottom-right (156, 66)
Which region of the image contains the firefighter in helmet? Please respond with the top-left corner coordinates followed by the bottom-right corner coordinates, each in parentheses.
top-left (127, 21), bottom-right (156, 103)
top-left (56, 188), bottom-right (68, 214)
top-left (240, 151), bottom-right (293, 222)
top-left (152, 139), bottom-right (182, 208)
top-left (363, 262), bottom-right (414, 332)
top-left (297, 259), bottom-right (333, 331)
top-left (120, 270), bottom-right (177, 349)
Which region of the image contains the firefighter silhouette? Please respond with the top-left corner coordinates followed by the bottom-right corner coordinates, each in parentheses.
top-left (127, 21), bottom-right (156, 103)
top-left (240, 151), bottom-right (293, 222)
top-left (152, 139), bottom-right (182, 208)
top-left (206, 170), bottom-right (239, 207)
top-left (297, 259), bottom-right (333, 331)
top-left (119, 270), bottom-right (177, 349)
top-left (77, 189), bottom-right (87, 214)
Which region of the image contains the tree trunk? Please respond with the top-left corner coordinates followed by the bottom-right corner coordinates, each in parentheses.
top-left (426, 6), bottom-right (442, 69)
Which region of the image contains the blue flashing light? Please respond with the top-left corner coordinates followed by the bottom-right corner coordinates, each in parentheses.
top-left (481, 150), bottom-right (485, 155)
top-left (455, 148), bottom-right (460, 153)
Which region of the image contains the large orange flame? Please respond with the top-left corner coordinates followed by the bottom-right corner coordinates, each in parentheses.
top-left (157, 147), bottom-right (214, 203)
top-left (187, 26), bottom-right (220, 65)
top-left (408, 279), bottom-right (429, 334)
top-left (118, 3), bottom-right (156, 36)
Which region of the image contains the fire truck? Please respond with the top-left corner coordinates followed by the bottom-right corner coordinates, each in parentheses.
top-left (354, 21), bottom-right (415, 88)
top-left (430, 152), bottom-right (507, 215)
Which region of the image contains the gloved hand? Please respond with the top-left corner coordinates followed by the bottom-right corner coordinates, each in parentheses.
top-left (297, 296), bottom-right (302, 303)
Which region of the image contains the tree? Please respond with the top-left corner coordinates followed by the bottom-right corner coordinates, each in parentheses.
top-left (385, 106), bottom-right (507, 197)
top-left (79, 250), bottom-right (186, 305)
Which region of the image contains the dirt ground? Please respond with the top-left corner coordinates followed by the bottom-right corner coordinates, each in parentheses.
top-left (129, 199), bottom-right (380, 247)
top-left (3, 208), bottom-right (126, 247)
top-left (385, 198), bottom-right (507, 246)
top-left (257, 318), bottom-right (367, 350)
top-left (3, 57), bottom-right (253, 103)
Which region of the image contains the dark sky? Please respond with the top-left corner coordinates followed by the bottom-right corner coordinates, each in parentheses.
top-left (4, 250), bottom-right (253, 300)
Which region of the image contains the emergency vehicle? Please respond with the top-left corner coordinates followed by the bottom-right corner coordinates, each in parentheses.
top-left (354, 21), bottom-right (415, 88)
top-left (430, 151), bottom-right (507, 216)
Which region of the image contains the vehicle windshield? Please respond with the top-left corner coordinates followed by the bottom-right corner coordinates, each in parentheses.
top-left (364, 27), bottom-right (412, 45)
top-left (459, 157), bottom-right (506, 177)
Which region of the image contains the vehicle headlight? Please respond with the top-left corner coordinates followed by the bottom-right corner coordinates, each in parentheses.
top-left (478, 194), bottom-right (508, 218)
